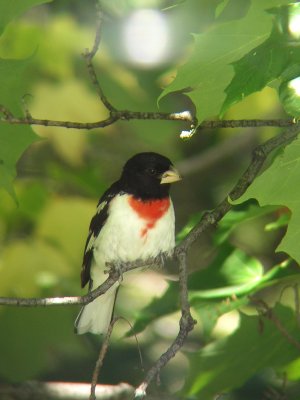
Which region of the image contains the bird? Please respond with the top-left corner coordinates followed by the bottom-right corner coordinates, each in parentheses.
top-left (74, 152), bottom-right (181, 335)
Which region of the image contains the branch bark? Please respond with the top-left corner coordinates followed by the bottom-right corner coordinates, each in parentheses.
top-left (0, 103), bottom-right (297, 131)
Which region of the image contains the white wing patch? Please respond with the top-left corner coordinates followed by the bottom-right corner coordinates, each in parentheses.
top-left (86, 232), bottom-right (97, 252)
top-left (97, 200), bottom-right (107, 214)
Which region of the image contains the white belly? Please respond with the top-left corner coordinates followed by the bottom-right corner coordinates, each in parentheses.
top-left (92, 194), bottom-right (175, 266)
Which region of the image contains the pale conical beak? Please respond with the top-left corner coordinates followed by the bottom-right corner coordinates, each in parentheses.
top-left (160, 166), bottom-right (182, 184)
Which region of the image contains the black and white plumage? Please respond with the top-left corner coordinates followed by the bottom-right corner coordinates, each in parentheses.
top-left (74, 152), bottom-right (181, 335)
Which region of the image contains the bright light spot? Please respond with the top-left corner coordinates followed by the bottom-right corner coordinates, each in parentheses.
top-left (213, 310), bottom-right (240, 338)
top-left (289, 13), bottom-right (300, 39)
top-left (180, 129), bottom-right (195, 139)
top-left (123, 9), bottom-right (170, 67)
top-left (288, 77), bottom-right (300, 96)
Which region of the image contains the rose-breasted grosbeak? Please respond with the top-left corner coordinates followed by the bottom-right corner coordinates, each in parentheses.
top-left (74, 152), bottom-right (181, 335)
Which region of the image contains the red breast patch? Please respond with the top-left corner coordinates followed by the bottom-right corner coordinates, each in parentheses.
top-left (129, 196), bottom-right (170, 237)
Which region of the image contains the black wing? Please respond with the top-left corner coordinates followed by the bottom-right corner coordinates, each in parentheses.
top-left (80, 181), bottom-right (122, 288)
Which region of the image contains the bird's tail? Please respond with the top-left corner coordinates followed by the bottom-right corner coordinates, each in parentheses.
top-left (75, 283), bottom-right (119, 335)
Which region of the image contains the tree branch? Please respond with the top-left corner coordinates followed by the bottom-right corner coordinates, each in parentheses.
top-left (0, 102), bottom-right (297, 131)
top-left (82, 3), bottom-right (117, 114)
top-left (0, 256), bottom-right (162, 307)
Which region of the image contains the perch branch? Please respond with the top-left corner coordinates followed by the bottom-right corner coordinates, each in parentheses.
top-left (0, 255), bottom-right (163, 307)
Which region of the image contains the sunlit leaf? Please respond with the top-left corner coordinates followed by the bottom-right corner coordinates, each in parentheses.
top-left (221, 30), bottom-right (290, 115)
top-left (234, 136), bottom-right (300, 264)
top-left (185, 305), bottom-right (300, 398)
top-left (160, 0), bottom-right (293, 123)
top-left (125, 283), bottom-right (178, 337)
top-left (0, 0), bottom-right (52, 35)
top-left (214, 205), bottom-right (279, 245)
top-left (194, 296), bottom-right (248, 339)
top-left (279, 76), bottom-right (300, 118)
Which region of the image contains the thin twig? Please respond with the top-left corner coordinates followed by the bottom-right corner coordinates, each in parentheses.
top-left (81, 1), bottom-right (117, 113)
top-left (88, 1), bottom-right (103, 60)
top-left (0, 101), bottom-right (297, 131)
top-left (0, 105), bottom-right (195, 129)
top-left (256, 300), bottom-right (300, 352)
top-left (90, 317), bottom-right (120, 400)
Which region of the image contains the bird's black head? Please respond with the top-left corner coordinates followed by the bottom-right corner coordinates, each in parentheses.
top-left (120, 152), bottom-right (181, 200)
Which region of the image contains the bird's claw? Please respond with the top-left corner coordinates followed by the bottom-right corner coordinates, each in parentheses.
top-left (156, 252), bottom-right (169, 268)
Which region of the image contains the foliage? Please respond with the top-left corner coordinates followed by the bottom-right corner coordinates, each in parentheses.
top-left (1, 0), bottom-right (300, 399)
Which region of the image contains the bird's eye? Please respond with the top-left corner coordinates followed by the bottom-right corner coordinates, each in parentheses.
top-left (147, 167), bottom-right (156, 176)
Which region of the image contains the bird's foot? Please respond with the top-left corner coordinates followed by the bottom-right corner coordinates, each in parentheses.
top-left (156, 252), bottom-right (169, 269)
top-left (105, 261), bottom-right (124, 282)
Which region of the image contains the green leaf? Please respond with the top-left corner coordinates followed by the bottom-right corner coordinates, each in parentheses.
top-left (0, 306), bottom-right (79, 381)
top-left (176, 211), bottom-right (203, 243)
top-left (188, 247), bottom-right (265, 299)
top-left (234, 136), bottom-right (300, 264)
top-left (0, 58), bottom-right (38, 198)
top-left (185, 305), bottom-right (300, 398)
top-left (221, 30), bottom-right (289, 115)
top-left (125, 283), bottom-right (179, 337)
top-left (194, 296), bottom-right (248, 340)
top-left (0, 0), bottom-right (52, 198)
top-left (279, 76), bottom-right (300, 118)
top-left (214, 204), bottom-right (279, 245)
top-left (222, 2), bottom-right (300, 115)
top-left (126, 245), bottom-right (278, 336)
top-left (0, 162), bottom-right (17, 202)
top-left (0, 0), bottom-right (52, 35)
top-left (160, 0), bottom-right (293, 123)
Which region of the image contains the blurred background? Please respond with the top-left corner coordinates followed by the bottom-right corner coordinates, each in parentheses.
top-left (0, 0), bottom-right (295, 399)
